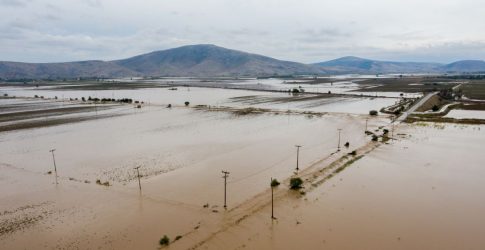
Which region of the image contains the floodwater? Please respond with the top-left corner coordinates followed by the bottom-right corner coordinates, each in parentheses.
top-left (0, 86), bottom-right (398, 115)
top-left (2, 80), bottom-right (477, 249)
top-left (0, 89), bottom-right (392, 249)
top-left (197, 123), bottom-right (485, 250)
top-left (445, 109), bottom-right (485, 119)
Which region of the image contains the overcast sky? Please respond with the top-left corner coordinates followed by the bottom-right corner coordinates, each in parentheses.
top-left (1, 0), bottom-right (485, 63)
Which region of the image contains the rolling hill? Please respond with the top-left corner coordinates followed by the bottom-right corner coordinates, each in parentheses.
top-left (313, 56), bottom-right (443, 74)
top-left (1, 45), bottom-right (484, 79)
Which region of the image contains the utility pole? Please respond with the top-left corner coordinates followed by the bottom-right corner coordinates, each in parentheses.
top-left (222, 170), bottom-right (230, 209)
top-left (391, 116), bottom-right (395, 141)
top-left (49, 149), bottom-right (58, 184)
top-left (134, 166), bottom-right (142, 191)
top-left (295, 145), bottom-right (302, 171)
top-left (337, 129), bottom-right (342, 151)
top-left (365, 118), bottom-right (369, 133)
top-left (271, 177), bottom-right (275, 219)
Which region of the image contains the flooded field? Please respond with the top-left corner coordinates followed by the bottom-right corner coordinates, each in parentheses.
top-left (445, 109), bottom-right (485, 119)
top-left (195, 123), bottom-right (485, 250)
top-left (0, 81), bottom-right (395, 249)
top-left (1, 79), bottom-right (483, 249)
top-left (0, 85), bottom-right (398, 114)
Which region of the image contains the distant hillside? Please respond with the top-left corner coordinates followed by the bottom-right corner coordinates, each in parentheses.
top-left (113, 44), bottom-right (324, 77)
top-left (1, 45), bottom-right (485, 79)
top-left (441, 60), bottom-right (485, 72)
top-left (314, 56), bottom-right (443, 74)
top-left (0, 61), bottom-right (140, 79)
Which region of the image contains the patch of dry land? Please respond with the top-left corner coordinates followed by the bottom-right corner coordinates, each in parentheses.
top-left (1, 82), bottom-right (484, 249)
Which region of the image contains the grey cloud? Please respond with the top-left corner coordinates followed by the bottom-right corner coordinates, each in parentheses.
top-left (0, 0), bottom-right (31, 7)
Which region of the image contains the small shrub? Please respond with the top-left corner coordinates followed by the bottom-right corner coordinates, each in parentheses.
top-left (369, 110), bottom-right (378, 116)
top-left (348, 150), bottom-right (357, 156)
top-left (167, 104), bottom-right (172, 108)
top-left (292, 88), bottom-right (300, 93)
top-left (344, 142), bottom-right (349, 147)
top-left (174, 235), bottom-right (182, 241)
top-left (432, 105), bottom-right (439, 112)
top-left (184, 101), bottom-right (190, 106)
top-left (290, 177), bottom-right (303, 190)
top-left (159, 235), bottom-right (170, 246)
top-left (34, 95), bottom-right (39, 98)
top-left (4, 93), bottom-right (8, 97)
top-left (383, 129), bottom-right (389, 134)
top-left (271, 179), bottom-right (280, 187)
top-left (372, 135), bottom-right (379, 141)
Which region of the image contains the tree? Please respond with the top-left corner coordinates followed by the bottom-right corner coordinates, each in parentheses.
top-left (290, 177), bottom-right (303, 189)
top-left (159, 235), bottom-right (170, 246)
top-left (271, 179), bottom-right (280, 187)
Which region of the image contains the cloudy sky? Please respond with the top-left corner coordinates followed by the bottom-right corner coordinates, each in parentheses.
top-left (1, 0), bottom-right (484, 63)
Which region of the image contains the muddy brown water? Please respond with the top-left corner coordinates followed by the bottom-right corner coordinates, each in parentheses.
top-left (0, 94), bottom-right (391, 249)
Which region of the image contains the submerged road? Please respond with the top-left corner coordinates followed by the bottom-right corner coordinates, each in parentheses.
top-left (396, 91), bottom-right (438, 122)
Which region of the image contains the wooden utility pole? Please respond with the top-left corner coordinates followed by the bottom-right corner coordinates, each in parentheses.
top-left (295, 145), bottom-right (302, 171)
top-left (391, 116), bottom-right (395, 141)
top-left (271, 178), bottom-right (275, 219)
top-left (337, 129), bottom-right (342, 151)
top-left (49, 149), bottom-right (58, 184)
top-left (134, 166), bottom-right (142, 191)
top-left (222, 170), bottom-right (230, 209)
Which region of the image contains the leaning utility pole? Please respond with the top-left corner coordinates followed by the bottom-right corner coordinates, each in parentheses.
top-left (222, 170), bottom-right (230, 209)
top-left (337, 129), bottom-right (342, 151)
top-left (49, 149), bottom-right (58, 184)
top-left (134, 166), bottom-right (142, 191)
top-left (295, 145), bottom-right (302, 171)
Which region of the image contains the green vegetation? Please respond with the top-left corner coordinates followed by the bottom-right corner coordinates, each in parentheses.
top-left (290, 177), bottom-right (303, 190)
top-left (271, 178), bottom-right (280, 187)
top-left (159, 235), bottom-right (170, 246)
top-left (369, 110), bottom-right (378, 116)
top-left (185, 101), bottom-right (190, 106)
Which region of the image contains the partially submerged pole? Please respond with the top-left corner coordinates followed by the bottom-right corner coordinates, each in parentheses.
top-left (271, 178), bottom-right (275, 219)
top-left (337, 129), bottom-right (342, 151)
top-left (295, 145), bottom-right (302, 171)
top-left (134, 166), bottom-right (142, 191)
top-left (222, 170), bottom-right (230, 209)
top-left (49, 149), bottom-right (58, 184)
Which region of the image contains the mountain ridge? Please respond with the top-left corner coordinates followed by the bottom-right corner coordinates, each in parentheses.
top-left (0, 44), bottom-right (484, 79)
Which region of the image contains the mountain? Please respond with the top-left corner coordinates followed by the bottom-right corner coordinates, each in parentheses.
top-left (0, 44), bottom-right (325, 79)
top-left (1, 45), bottom-right (485, 80)
top-left (314, 56), bottom-right (443, 74)
top-left (0, 60), bottom-right (140, 79)
top-left (441, 60), bottom-right (485, 72)
top-left (113, 44), bottom-right (324, 76)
